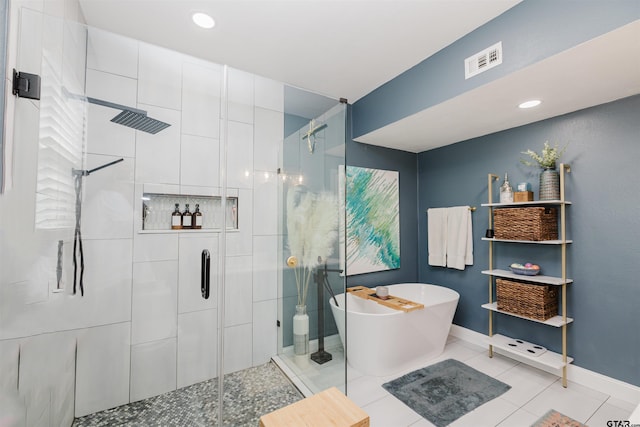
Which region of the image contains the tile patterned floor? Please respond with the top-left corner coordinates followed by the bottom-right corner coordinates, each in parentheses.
top-left (278, 335), bottom-right (638, 427)
top-left (73, 362), bottom-right (303, 427)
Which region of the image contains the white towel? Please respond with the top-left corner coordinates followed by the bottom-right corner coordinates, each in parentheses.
top-left (427, 208), bottom-right (447, 267)
top-left (446, 206), bottom-right (473, 270)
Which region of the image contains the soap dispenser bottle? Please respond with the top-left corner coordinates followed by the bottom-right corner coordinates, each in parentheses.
top-left (171, 203), bottom-right (182, 230)
top-left (500, 173), bottom-right (514, 203)
top-left (182, 203), bottom-right (192, 229)
top-left (192, 204), bottom-right (203, 229)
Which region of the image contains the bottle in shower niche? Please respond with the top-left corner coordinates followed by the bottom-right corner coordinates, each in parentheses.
top-left (171, 204), bottom-right (182, 230)
top-left (182, 203), bottom-right (192, 229)
top-left (192, 204), bottom-right (203, 229)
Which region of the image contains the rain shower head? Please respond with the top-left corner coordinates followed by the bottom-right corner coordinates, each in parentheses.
top-left (110, 110), bottom-right (170, 134)
top-left (62, 88), bottom-right (171, 134)
top-left (87, 97), bottom-right (171, 134)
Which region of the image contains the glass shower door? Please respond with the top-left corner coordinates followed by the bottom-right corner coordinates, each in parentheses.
top-left (277, 90), bottom-right (347, 395)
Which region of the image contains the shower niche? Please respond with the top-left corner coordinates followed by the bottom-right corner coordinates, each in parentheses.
top-left (141, 191), bottom-right (238, 232)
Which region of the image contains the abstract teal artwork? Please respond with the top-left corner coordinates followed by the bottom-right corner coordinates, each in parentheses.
top-left (345, 166), bottom-right (400, 275)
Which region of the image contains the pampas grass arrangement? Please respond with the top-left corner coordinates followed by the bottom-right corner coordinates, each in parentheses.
top-left (286, 185), bottom-right (339, 307)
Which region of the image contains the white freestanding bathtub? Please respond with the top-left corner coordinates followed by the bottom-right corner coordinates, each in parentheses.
top-left (329, 283), bottom-right (460, 376)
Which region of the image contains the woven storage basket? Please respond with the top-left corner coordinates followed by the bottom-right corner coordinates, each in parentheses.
top-left (493, 207), bottom-right (558, 241)
top-left (496, 278), bottom-right (558, 321)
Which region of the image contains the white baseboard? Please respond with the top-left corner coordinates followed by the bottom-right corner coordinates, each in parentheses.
top-left (449, 325), bottom-right (640, 404)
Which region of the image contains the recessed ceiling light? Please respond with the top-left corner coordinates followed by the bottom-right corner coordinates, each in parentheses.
top-left (192, 12), bottom-right (215, 29)
top-left (519, 99), bottom-right (542, 109)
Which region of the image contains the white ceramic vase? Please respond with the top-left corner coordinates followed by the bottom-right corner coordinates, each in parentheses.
top-left (293, 304), bottom-right (309, 355)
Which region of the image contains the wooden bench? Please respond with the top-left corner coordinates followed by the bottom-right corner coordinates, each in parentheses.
top-left (259, 386), bottom-right (369, 427)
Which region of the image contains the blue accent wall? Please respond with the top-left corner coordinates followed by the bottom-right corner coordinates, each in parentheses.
top-left (417, 95), bottom-right (640, 386)
top-left (346, 105), bottom-right (419, 288)
top-left (352, 0), bottom-right (640, 139)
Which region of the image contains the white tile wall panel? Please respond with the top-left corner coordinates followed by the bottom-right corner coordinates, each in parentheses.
top-left (85, 69), bottom-right (137, 157)
top-left (227, 68), bottom-right (254, 124)
top-left (253, 172), bottom-right (278, 236)
top-left (180, 134), bottom-right (220, 188)
top-left (66, 238), bottom-right (132, 328)
top-left (132, 260), bottom-right (178, 344)
top-left (254, 76), bottom-right (284, 113)
top-left (252, 236), bottom-right (278, 302)
top-left (224, 256), bottom-right (253, 327)
top-left (177, 309), bottom-right (218, 388)
top-left (138, 43), bottom-right (182, 110)
top-left (0, 338), bottom-right (20, 392)
top-left (225, 188), bottom-right (253, 257)
top-left (75, 323), bottom-right (130, 417)
top-left (133, 232), bottom-right (179, 263)
top-left (252, 300), bottom-right (277, 365)
top-left (223, 323), bottom-right (252, 374)
top-left (253, 108), bottom-right (283, 172)
top-left (130, 338), bottom-right (177, 402)
top-left (18, 331), bottom-right (76, 423)
top-left (226, 121), bottom-right (254, 189)
top-left (182, 61), bottom-right (222, 138)
top-left (81, 155), bottom-right (135, 240)
top-left (86, 27), bottom-right (138, 78)
top-left (134, 105), bottom-right (181, 185)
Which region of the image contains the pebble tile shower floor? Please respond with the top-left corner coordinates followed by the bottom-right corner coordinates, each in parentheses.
top-left (73, 362), bottom-right (303, 426)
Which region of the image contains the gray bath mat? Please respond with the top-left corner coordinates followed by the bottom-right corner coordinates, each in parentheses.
top-left (382, 358), bottom-right (511, 427)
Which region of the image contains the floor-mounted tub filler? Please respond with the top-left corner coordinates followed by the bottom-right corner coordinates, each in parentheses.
top-left (329, 283), bottom-right (460, 376)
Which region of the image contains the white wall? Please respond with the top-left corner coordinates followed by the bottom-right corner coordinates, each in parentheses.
top-left (0, 6), bottom-right (283, 424)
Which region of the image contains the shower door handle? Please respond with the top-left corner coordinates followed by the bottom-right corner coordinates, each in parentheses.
top-left (201, 249), bottom-right (210, 299)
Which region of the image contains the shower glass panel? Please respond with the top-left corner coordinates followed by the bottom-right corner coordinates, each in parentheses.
top-left (0, 9), bottom-right (230, 424)
top-left (1, 6), bottom-right (343, 426)
top-left (276, 88), bottom-right (347, 395)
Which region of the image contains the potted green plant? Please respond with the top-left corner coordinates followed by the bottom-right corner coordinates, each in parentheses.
top-left (521, 142), bottom-right (567, 200)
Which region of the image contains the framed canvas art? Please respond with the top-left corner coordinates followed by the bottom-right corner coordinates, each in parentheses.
top-left (344, 166), bottom-right (400, 275)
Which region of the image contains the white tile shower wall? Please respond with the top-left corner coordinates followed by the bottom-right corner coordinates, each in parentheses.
top-left (252, 236), bottom-right (278, 302)
top-left (177, 309), bottom-right (218, 388)
top-left (137, 43), bottom-right (182, 110)
top-left (224, 323), bottom-right (253, 374)
top-left (228, 68), bottom-right (255, 124)
top-left (81, 154), bottom-right (135, 240)
top-left (75, 323), bottom-right (131, 417)
top-left (225, 188), bottom-right (254, 256)
top-left (254, 76), bottom-right (285, 113)
top-left (86, 27), bottom-right (138, 78)
top-left (253, 172), bottom-right (278, 235)
top-left (64, 238), bottom-right (132, 329)
top-left (224, 255), bottom-right (254, 327)
top-left (131, 260), bottom-right (178, 344)
top-left (252, 299), bottom-right (278, 366)
top-left (18, 331), bottom-right (76, 425)
top-left (130, 338), bottom-right (177, 403)
top-left (254, 107), bottom-right (283, 172)
top-left (180, 134), bottom-right (220, 188)
top-left (226, 120), bottom-right (254, 189)
top-left (0, 338), bottom-right (20, 392)
top-left (181, 61), bottom-right (222, 138)
top-left (134, 105), bottom-right (181, 185)
top-left (3, 8), bottom-right (285, 418)
top-left (133, 232), bottom-right (179, 263)
top-left (85, 69), bottom-right (137, 157)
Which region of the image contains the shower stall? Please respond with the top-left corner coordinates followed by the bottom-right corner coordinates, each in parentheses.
top-left (0, 6), bottom-right (347, 425)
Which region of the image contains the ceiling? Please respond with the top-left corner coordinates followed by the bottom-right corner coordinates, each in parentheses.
top-left (77, 1), bottom-right (640, 153)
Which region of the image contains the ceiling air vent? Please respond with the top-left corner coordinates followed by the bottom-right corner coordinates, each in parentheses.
top-left (465, 42), bottom-right (502, 79)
